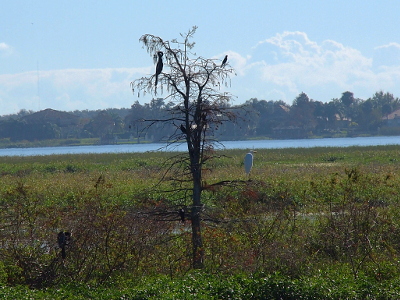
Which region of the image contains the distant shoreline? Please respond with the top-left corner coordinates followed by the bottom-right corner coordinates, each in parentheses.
top-left (1, 135), bottom-right (399, 157)
top-left (0, 133), bottom-right (391, 150)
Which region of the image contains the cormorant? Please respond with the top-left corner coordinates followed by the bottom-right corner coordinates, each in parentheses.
top-left (178, 208), bottom-right (185, 223)
top-left (201, 113), bottom-right (207, 125)
top-left (57, 231), bottom-right (72, 259)
top-left (221, 55), bottom-right (228, 67)
top-left (57, 232), bottom-right (66, 259)
top-left (180, 124), bottom-right (187, 134)
top-left (155, 51), bottom-right (163, 86)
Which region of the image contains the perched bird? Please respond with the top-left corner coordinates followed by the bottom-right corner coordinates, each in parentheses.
top-left (178, 208), bottom-right (185, 223)
top-left (201, 113), bottom-right (207, 125)
top-left (155, 51), bottom-right (163, 86)
top-left (57, 232), bottom-right (67, 259)
top-left (57, 231), bottom-right (72, 259)
top-left (244, 150), bottom-right (256, 176)
top-left (221, 55), bottom-right (228, 67)
top-left (180, 124), bottom-right (187, 134)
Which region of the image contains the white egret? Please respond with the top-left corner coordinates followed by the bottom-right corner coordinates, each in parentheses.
top-left (244, 150), bottom-right (256, 176)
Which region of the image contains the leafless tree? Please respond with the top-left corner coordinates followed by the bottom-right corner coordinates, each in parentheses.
top-left (131, 26), bottom-right (236, 268)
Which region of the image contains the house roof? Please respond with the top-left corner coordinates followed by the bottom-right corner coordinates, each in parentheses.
top-left (386, 108), bottom-right (400, 120)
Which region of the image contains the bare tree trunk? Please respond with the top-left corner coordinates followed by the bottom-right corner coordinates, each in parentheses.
top-left (191, 172), bottom-right (204, 268)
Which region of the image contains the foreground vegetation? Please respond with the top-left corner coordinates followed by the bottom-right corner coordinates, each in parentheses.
top-left (1, 145), bottom-right (400, 298)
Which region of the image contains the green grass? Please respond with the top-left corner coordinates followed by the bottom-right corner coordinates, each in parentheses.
top-left (1, 145), bottom-right (400, 298)
top-left (1, 272), bottom-right (400, 299)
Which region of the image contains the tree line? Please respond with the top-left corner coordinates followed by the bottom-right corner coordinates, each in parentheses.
top-left (0, 90), bottom-right (399, 143)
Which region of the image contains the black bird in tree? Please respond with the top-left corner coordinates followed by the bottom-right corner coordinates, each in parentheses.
top-left (155, 51), bottom-right (163, 86)
top-left (57, 231), bottom-right (72, 259)
top-left (221, 55), bottom-right (228, 67)
top-left (178, 208), bottom-right (185, 223)
top-left (180, 124), bottom-right (187, 134)
top-left (57, 232), bottom-right (67, 259)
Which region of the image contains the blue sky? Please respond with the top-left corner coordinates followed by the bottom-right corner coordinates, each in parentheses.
top-left (1, 0), bottom-right (400, 115)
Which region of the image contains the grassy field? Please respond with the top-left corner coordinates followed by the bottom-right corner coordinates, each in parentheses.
top-left (1, 145), bottom-right (400, 299)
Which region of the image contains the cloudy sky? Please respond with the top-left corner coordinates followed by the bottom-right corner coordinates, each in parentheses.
top-left (1, 0), bottom-right (400, 115)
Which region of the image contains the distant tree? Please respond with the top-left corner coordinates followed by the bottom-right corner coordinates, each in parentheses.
top-left (290, 92), bottom-right (316, 132)
top-left (341, 91), bottom-right (355, 107)
top-left (0, 119), bottom-right (27, 141)
top-left (293, 92), bottom-right (311, 107)
top-left (370, 91), bottom-right (400, 118)
top-left (243, 98), bottom-right (287, 136)
top-left (84, 110), bottom-right (120, 138)
top-left (356, 99), bottom-right (379, 131)
top-left (324, 100), bottom-right (342, 129)
top-left (313, 100), bottom-right (326, 132)
top-left (361, 99), bottom-right (374, 115)
top-left (339, 91), bottom-right (359, 123)
top-left (130, 26), bottom-right (236, 268)
top-left (124, 101), bottom-right (147, 141)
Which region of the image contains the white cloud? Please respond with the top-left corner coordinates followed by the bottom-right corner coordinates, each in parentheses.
top-left (373, 42), bottom-right (400, 67)
top-left (0, 43), bottom-right (13, 57)
top-left (1, 34), bottom-right (400, 115)
top-left (245, 31), bottom-right (400, 102)
top-left (254, 32), bottom-right (372, 86)
top-left (0, 67), bottom-right (150, 114)
top-left (375, 42), bottom-right (400, 51)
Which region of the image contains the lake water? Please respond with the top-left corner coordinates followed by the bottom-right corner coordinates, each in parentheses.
top-left (0, 136), bottom-right (399, 157)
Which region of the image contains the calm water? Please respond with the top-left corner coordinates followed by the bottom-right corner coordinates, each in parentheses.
top-left (0, 136), bottom-right (399, 157)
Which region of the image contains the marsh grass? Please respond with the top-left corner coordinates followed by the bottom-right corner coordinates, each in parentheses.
top-left (1, 145), bottom-right (400, 298)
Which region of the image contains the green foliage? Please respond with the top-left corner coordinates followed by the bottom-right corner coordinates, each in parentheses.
top-left (2, 272), bottom-right (400, 299)
top-left (0, 90), bottom-right (399, 144)
top-left (1, 146), bottom-right (400, 297)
